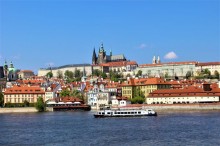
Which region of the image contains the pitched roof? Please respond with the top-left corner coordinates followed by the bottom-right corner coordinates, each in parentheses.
top-left (120, 77), bottom-right (170, 86)
top-left (100, 61), bottom-right (137, 67)
top-left (148, 84), bottom-right (220, 97)
top-left (139, 61), bottom-right (197, 68)
top-left (4, 85), bottom-right (45, 94)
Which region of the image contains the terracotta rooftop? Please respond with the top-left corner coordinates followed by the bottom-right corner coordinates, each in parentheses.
top-left (4, 85), bottom-right (45, 94)
top-left (148, 84), bottom-right (220, 97)
top-left (99, 61), bottom-right (138, 67)
top-left (139, 61), bottom-right (198, 67)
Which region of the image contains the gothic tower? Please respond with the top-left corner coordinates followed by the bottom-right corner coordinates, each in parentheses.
top-left (97, 43), bottom-right (106, 64)
top-left (92, 47), bottom-right (97, 65)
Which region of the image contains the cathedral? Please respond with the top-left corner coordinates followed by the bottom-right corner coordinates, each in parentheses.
top-left (92, 43), bottom-right (127, 65)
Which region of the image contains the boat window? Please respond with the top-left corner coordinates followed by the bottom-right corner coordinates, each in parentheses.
top-left (138, 112), bottom-right (141, 114)
top-left (128, 112), bottom-right (130, 114)
top-left (131, 112), bottom-right (134, 114)
top-left (107, 112), bottom-right (110, 114)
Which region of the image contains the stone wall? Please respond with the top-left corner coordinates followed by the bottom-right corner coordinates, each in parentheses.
top-left (0, 107), bottom-right (38, 113)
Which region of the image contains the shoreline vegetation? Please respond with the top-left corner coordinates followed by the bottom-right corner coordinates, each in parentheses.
top-left (1, 103), bottom-right (220, 113)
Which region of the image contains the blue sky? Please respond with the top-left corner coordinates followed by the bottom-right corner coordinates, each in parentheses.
top-left (0, 0), bottom-right (219, 73)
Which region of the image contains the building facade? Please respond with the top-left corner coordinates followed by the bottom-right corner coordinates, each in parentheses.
top-left (136, 60), bottom-right (197, 79)
top-left (195, 62), bottom-right (220, 76)
top-left (38, 64), bottom-right (92, 77)
top-left (4, 85), bottom-right (45, 105)
top-left (121, 77), bottom-right (171, 99)
top-left (147, 83), bottom-right (220, 104)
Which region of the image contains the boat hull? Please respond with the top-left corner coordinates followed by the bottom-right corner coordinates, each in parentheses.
top-left (94, 110), bottom-right (157, 118)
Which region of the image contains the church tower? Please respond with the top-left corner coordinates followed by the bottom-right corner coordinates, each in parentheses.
top-left (157, 56), bottom-right (161, 64)
top-left (4, 61), bottom-right (8, 80)
top-left (152, 56), bottom-right (157, 64)
top-left (97, 43), bottom-right (106, 64)
top-left (92, 47), bottom-right (97, 65)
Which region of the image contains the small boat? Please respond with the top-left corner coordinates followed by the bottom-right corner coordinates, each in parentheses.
top-left (94, 109), bottom-right (157, 118)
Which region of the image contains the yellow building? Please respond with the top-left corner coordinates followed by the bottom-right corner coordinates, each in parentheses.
top-left (121, 77), bottom-right (171, 99)
top-left (4, 85), bottom-right (45, 105)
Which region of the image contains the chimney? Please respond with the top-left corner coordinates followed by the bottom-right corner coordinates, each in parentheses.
top-left (203, 83), bottom-right (211, 91)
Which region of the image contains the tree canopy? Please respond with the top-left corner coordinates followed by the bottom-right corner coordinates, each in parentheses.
top-left (46, 72), bottom-right (53, 78)
top-left (35, 96), bottom-right (45, 112)
top-left (0, 92), bottom-right (4, 107)
top-left (57, 70), bottom-right (63, 79)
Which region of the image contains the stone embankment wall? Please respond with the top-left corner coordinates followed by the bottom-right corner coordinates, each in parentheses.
top-left (146, 103), bottom-right (220, 111)
top-left (0, 107), bottom-right (38, 113)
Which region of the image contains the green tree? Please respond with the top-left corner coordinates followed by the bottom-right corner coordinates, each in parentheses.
top-left (101, 72), bottom-right (107, 79)
top-left (23, 100), bottom-right (29, 107)
top-left (203, 68), bottom-right (211, 76)
top-left (214, 70), bottom-right (219, 79)
top-left (186, 71), bottom-right (192, 79)
top-left (0, 92), bottom-right (4, 107)
top-left (164, 72), bottom-right (169, 78)
top-left (133, 87), bottom-right (145, 98)
top-left (60, 89), bottom-right (71, 97)
top-left (35, 97), bottom-right (45, 112)
top-left (92, 69), bottom-right (102, 76)
top-left (71, 89), bottom-right (84, 101)
top-left (130, 96), bottom-right (145, 104)
top-left (46, 72), bottom-right (53, 78)
top-left (57, 70), bottom-right (63, 79)
top-left (109, 70), bottom-right (123, 82)
top-left (74, 69), bottom-right (82, 78)
top-left (64, 70), bottom-right (74, 79)
top-left (136, 70), bottom-right (142, 77)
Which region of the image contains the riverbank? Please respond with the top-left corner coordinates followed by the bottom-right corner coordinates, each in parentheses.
top-left (0, 107), bottom-right (38, 113)
top-left (111, 103), bottom-right (220, 112)
top-left (1, 103), bottom-right (220, 113)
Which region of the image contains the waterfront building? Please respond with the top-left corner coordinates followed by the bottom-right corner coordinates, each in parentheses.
top-left (195, 62), bottom-right (220, 76)
top-left (38, 64), bottom-right (92, 77)
top-left (147, 83), bottom-right (220, 104)
top-left (3, 85), bottom-right (45, 105)
top-left (17, 70), bottom-right (35, 79)
top-left (120, 77), bottom-right (171, 99)
top-left (45, 83), bottom-right (61, 102)
top-left (86, 79), bottom-right (118, 109)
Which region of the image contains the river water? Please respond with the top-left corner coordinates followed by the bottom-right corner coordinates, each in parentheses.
top-left (0, 110), bottom-right (220, 146)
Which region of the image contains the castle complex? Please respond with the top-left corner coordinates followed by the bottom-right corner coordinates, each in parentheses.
top-left (92, 43), bottom-right (127, 65)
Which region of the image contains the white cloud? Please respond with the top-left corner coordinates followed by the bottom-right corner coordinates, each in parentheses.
top-left (164, 51), bottom-right (178, 59)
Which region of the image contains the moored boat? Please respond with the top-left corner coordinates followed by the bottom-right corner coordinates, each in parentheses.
top-left (94, 109), bottom-right (157, 118)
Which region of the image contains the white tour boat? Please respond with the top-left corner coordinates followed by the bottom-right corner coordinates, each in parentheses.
top-left (94, 109), bottom-right (157, 118)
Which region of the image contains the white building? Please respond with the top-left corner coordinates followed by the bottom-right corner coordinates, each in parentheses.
top-left (136, 60), bottom-right (197, 78)
top-left (147, 83), bottom-right (220, 104)
top-left (38, 64), bottom-right (92, 77)
top-left (195, 62), bottom-right (220, 76)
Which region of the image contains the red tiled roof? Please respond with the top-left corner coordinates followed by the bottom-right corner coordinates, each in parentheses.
top-left (148, 85), bottom-right (220, 97)
top-left (197, 62), bottom-right (220, 66)
top-left (99, 61), bottom-right (138, 67)
top-left (61, 97), bottom-right (83, 103)
top-left (139, 61), bottom-right (197, 67)
top-left (120, 77), bottom-right (170, 86)
top-left (4, 85), bottom-right (45, 94)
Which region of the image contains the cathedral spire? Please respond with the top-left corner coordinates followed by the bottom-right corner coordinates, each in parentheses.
top-left (92, 47), bottom-right (97, 64)
top-left (100, 42), bottom-right (104, 52)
